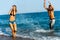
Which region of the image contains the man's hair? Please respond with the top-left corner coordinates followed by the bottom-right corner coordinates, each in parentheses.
top-left (12, 5), bottom-right (17, 12)
top-left (49, 5), bottom-right (51, 7)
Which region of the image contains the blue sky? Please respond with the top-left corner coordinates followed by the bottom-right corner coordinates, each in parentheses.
top-left (0, 0), bottom-right (60, 14)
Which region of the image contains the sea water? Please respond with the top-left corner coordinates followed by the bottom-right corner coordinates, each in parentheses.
top-left (0, 11), bottom-right (60, 40)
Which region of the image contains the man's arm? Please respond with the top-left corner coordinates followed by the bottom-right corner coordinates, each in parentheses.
top-left (48, 1), bottom-right (54, 9)
top-left (51, 5), bottom-right (54, 9)
top-left (44, 0), bottom-right (47, 10)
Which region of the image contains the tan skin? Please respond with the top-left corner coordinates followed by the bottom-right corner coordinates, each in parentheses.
top-left (44, 0), bottom-right (55, 20)
top-left (9, 5), bottom-right (17, 37)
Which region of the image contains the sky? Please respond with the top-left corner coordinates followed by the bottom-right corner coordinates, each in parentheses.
top-left (0, 0), bottom-right (60, 15)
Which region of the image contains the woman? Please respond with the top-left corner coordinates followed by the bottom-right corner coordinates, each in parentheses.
top-left (9, 5), bottom-right (17, 37)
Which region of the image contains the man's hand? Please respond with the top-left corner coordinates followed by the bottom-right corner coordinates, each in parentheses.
top-left (44, 0), bottom-right (46, 2)
top-left (44, 0), bottom-right (47, 10)
top-left (48, 1), bottom-right (51, 5)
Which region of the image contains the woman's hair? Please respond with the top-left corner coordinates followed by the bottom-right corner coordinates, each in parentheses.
top-left (12, 5), bottom-right (17, 12)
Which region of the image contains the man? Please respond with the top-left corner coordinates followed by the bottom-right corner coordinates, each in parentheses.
top-left (44, 0), bottom-right (55, 30)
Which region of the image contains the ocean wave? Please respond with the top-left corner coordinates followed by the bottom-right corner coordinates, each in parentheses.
top-left (0, 32), bottom-right (60, 40)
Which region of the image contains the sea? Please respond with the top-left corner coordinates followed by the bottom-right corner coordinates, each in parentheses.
top-left (0, 11), bottom-right (60, 40)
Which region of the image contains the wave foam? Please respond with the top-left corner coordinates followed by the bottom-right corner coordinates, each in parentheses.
top-left (0, 31), bottom-right (60, 40)
top-left (34, 29), bottom-right (52, 33)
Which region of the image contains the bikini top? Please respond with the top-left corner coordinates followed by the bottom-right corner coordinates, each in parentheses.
top-left (10, 9), bottom-right (15, 16)
top-left (10, 13), bottom-right (15, 16)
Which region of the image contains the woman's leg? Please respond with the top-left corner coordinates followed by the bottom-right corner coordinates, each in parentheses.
top-left (13, 22), bottom-right (17, 37)
top-left (10, 23), bottom-right (15, 37)
top-left (13, 22), bottom-right (17, 31)
top-left (10, 23), bottom-right (13, 30)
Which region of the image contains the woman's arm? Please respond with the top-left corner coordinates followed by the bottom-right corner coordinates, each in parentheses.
top-left (8, 9), bottom-right (12, 15)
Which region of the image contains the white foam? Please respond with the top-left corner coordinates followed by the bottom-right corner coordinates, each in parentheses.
top-left (3, 34), bottom-right (10, 36)
top-left (35, 29), bottom-right (54, 33)
top-left (35, 29), bottom-right (47, 33)
top-left (0, 28), bottom-right (59, 40)
top-left (0, 32), bottom-right (32, 39)
top-left (34, 36), bottom-right (60, 40)
top-left (0, 32), bottom-right (60, 40)
top-left (6, 28), bottom-right (11, 32)
top-left (16, 34), bottom-right (31, 38)
top-left (0, 31), bottom-right (4, 35)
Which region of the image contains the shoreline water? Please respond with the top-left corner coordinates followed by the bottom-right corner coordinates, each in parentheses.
top-left (0, 35), bottom-right (34, 40)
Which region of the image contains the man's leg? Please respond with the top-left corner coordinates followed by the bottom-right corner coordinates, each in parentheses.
top-left (50, 19), bottom-right (55, 30)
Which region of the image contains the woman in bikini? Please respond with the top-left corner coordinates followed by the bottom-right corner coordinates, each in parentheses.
top-left (9, 5), bottom-right (17, 37)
